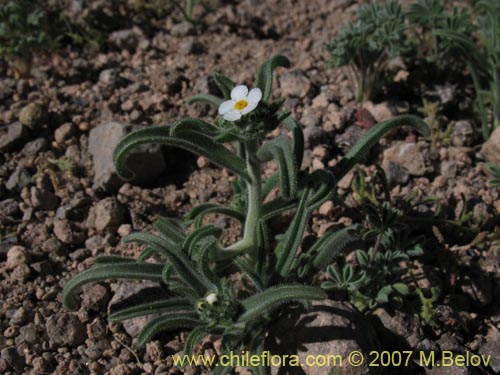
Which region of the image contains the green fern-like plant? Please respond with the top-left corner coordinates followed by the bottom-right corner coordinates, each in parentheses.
top-left (63, 55), bottom-right (429, 374)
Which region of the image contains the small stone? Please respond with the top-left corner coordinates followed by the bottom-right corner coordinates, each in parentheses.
top-left (383, 161), bottom-right (410, 186)
top-left (88, 122), bottom-right (167, 191)
top-left (21, 137), bottom-right (48, 156)
top-left (5, 168), bottom-right (31, 192)
top-left (179, 38), bottom-right (206, 55)
top-left (266, 300), bottom-right (379, 375)
top-left (19, 102), bottom-right (47, 129)
top-left (91, 197), bottom-right (126, 233)
top-left (364, 101), bottom-right (397, 123)
top-left (30, 260), bottom-right (53, 276)
top-left (440, 160), bottom-right (458, 178)
top-left (319, 201), bottom-right (333, 216)
top-left (0, 122), bottom-right (30, 152)
top-left (18, 323), bottom-right (37, 344)
top-left (460, 271), bottom-right (492, 307)
top-left (382, 142), bottom-right (429, 176)
top-left (323, 103), bottom-right (347, 131)
top-left (170, 22), bottom-right (194, 37)
top-left (279, 70), bottom-right (311, 98)
top-left (54, 123), bottom-right (75, 144)
top-left (99, 68), bottom-right (119, 86)
top-left (335, 125), bottom-right (367, 155)
top-left (108, 29), bottom-right (140, 51)
top-left (11, 264), bottom-right (31, 281)
top-left (451, 120), bottom-right (476, 147)
top-left (197, 156), bottom-right (209, 169)
top-left (0, 347), bottom-right (25, 373)
top-left (81, 284), bottom-right (110, 312)
top-left (45, 313), bottom-right (87, 347)
top-left (0, 199), bottom-right (20, 217)
top-left (30, 187), bottom-right (59, 210)
top-left (6, 245), bottom-right (29, 269)
top-left (482, 126), bottom-right (500, 163)
top-left (53, 220), bottom-right (85, 244)
top-left (375, 308), bottom-right (422, 348)
top-left (117, 224), bottom-right (132, 237)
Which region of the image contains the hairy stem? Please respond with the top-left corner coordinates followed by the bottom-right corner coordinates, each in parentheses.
top-left (219, 139), bottom-right (262, 259)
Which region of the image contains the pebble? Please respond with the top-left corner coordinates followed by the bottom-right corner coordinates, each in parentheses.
top-left (19, 102), bottom-right (47, 129)
top-left (481, 126), bottom-right (500, 163)
top-left (30, 187), bottom-right (59, 210)
top-left (90, 197), bottom-right (126, 233)
top-left (45, 313), bottom-right (87, 347)
top-left (279, 70), bottom-right (311, 98)
top-left (54, 123), bottom-right (75, 144)
top-left (6, 245), bottom-right (29, 269)
top-left (0, 122), bottom-right (30, 152)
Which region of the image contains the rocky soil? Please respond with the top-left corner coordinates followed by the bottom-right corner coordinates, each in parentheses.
top-left (0, 0), bottom-right (499, 374)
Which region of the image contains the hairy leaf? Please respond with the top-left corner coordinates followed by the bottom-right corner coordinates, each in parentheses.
top-left (213, 72), bottom-right (235, 99)
top-left (188, 94), bottom-right (223, 108)
top-left (108, 298), bottom-right (193, 321)
top-left (256, 55), bottom-right (291, 101)
top-left (240, 285), bottom-right (326, 322)
top-left (63, 262), bottom-right (163, 311)
top-left (137, 314), bottom-right (201, 347)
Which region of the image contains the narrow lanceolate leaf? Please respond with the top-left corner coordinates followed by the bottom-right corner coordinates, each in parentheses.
top-left (183, 225), bottom-right (222, 257)
top-left (282, 116), bottom-right (304, 171)
top-left (240, 285), bottom-right (326, 322)
top-left (186, 203), bottom-right (245, 227)
top-left (213, 72), bottom-right (235, 99)
top-left (274, 187), bottom-right (312, 278)
top-left (169, 118), bottom-right (219, 138)
top-left (256, 55), bottom-right (291, 101)
top-left (94, 255), bottom-right (137, 264)
top-left (302, 170), bottom-right (335, 210)
top-left (188, 94), bottom-right (223, 108)
top-left (310, 226), bottom-right (361, 270)
top-left (108, 298), bottom-right (193, 322)
top-left (332, 115), bottom-right (430, 180)
top-left (136, 314), bottom-right (201, 347)
top-left (125, 233), bottom-right (216, 296)
top-left (154, 216), bottom-right (186, 244)
top-left (261, 197), bottom-right (298, 220)
top-left (257, 136), bottom-right (297, 199)
top-left (113, 124), bottom-right (250, 181)
top-left (63, 263), bottom-right (163, 311)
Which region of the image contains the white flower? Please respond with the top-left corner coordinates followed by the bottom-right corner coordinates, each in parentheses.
top-left (205, 292), bottom-right (218, 305)
top-left (218, 85), bottom-right (262, 121)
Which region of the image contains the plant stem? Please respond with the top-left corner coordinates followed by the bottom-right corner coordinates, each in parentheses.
top-left (219, 139), bottom-right (262, 259)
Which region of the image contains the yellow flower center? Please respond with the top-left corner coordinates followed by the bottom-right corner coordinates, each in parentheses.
top-left (234, 100), bottom-right (248, 111)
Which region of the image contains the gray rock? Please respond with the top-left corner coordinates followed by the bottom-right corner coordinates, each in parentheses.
top-left (279, 70), bottom-right (311, 98)
top-left (383, 161), bottom-right (410, 186)
top-left (170, 22), bottom-right (194, 37)
top-left (303, 126), bottom-right (325, 149)
top-left (19, 102), bottom-right (47, 129)
top-left (108, 281), bottom-right (167, 337)
top-left (18, 323), bottom-right (37, 344)
top-left (30, 260), bottom-right (52, 276)
top-left (88, 122), bottom-right (167, 191)
top-left (99, 68), bottom-right (120, 86)
top-left (53, 220), bottom-right (85, 244)
top-left (451, 120), bottom-right (476, 147)
top-left (108, 29), bottom-right (140, 51)
top-left (0, 347), bottom-right (25, 373)
top-left (479, 325), bottom-right (500, 373)
top-left (6, 245), bottom-right (29, 269)
top-left (0, 199), bottom-right (20, 217)
top-left (364, 101), bottom-right (397, 123)
top-left (30, 187), bottom-right (59, 211)
top-left (45, 313), bottom-right (86, 347)
top-left (5, 168), bottom-right (31, 192)
top-left (382, 141), bottom-right (429, 176)
top-left (90, 197), bottom-right (126, 233)
top-left (266, 300), bottom-right (380, 375)
top-left (482, 126), bottom-right (500, 163)
top-left (440, 160), bottom-right (458, 178)
top-left (179, 38), bottom-right (206, 55)
top-left (0, 122), bottom-right (30, 152)
top-left (54, 122), bottom-right (75, 144)
top-left (21, 137), bottom-right (48, 156)
top-left (81, 284), bottom-right (110, 312)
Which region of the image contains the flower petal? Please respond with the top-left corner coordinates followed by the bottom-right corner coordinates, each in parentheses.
top-left (231, 85), bottom-right (249, 101)
top-left (241, 100), bottom-right (258, 115)
top-left (247, 88), bottom-right (262, 103)
top-left (223, 110), bottom-right (242, 121)
top-left (218, 100), bottom-right (235, 115)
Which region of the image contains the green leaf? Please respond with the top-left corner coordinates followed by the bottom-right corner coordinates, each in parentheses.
top-left (183, 225), bottom-right (222, 257)
top-left (113, 123), bottom-right (250, 181)
top-left (63, 262), bottom-right (163, 311)
top-left (136, 314), bottom-right (201, 347)
top-left (240, 285), bottom-right (326, 322)
top-left (257, 136), bottom-right (298, 199)
top-left (125, 233), bottom-right (215, 296)
top-left (310, 225), bottom-right (361, 270)
top-left (186, 203), bottom-right (245, 226)
top-left (332, 115), bottom-right (430, 180)
top-left (256, 55), bottom-right (291, 101)
top-left (154, 216), bottom-right (186, 244)
top-left (213, 72), bottom-right (235, 99)
top-left (108, 298), bottom-right (193, 321)
top-left (188, 94), bottom-right (223, 108)
top-left (282, 116), bottom-right (305, 171)
top-left (392, 283), bottom-right (409, 295)
top-left (94, 255), bottom-right (137, 264)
